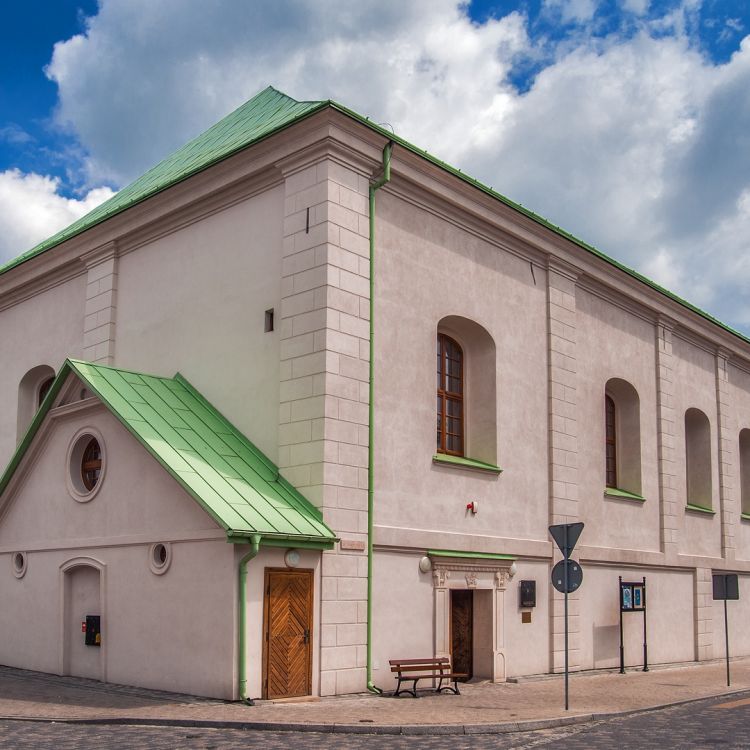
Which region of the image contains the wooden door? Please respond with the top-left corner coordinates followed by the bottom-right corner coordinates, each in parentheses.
top-left (262, 568), bottom-right (313, 699)
top-left (450, 589), bottom-right (473, 680)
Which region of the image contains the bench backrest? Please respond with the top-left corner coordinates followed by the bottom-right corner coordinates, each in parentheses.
top-left (389, 657), bottom-right (452, 674)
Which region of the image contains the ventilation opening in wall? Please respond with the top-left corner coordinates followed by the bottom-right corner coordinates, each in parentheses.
top-left (12, 551), bottom-right (27, 578)
top-left (149, 542), bottom-right (172, 575)
top-left (265, 308), bottom-right (274, 333)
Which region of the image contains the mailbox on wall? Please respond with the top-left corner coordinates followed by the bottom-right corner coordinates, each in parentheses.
top-left (519, 580), bottom-right (536, 608)
top-left (84, 615), bottom-right (101, 647)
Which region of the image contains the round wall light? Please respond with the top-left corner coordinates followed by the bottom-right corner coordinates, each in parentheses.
top-left (418, 556), bottom-right (432, 573)
top-left (284, 549), bottom-right (301, 568)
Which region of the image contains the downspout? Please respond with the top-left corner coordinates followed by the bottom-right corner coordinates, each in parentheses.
top-left (238, 533), bottom-right (261, 704)
top-left (367, 141), bottom-right (393, 695)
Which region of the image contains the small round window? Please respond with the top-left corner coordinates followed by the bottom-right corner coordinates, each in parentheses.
top-left (67, 429), bottom-right (106, 502)
top-left (12, 551), bottom-right (27, 579)
top-left (81, 438), bottom-right (102, 491)
top-left (149, 542), bottom-right (172, 575)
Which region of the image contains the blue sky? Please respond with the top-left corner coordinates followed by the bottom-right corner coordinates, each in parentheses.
top-left (1, 1), bottom-right (750, 332)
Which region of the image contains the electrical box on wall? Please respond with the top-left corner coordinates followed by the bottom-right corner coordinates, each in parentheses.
top-left (84, 615), bottom-right (101, 647)
top-left (519, 580), bottom-right (536, 608)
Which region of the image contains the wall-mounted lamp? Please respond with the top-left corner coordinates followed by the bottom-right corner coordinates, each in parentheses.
top-left (509, 561), bottom-right (518, 579)
top-left (284, 549), bottom-right (301, 568)
top-left (418, 556), bottom-right (432, 573)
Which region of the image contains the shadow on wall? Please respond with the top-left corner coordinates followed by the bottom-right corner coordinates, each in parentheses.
top-left (593, 623), bottom-right (619, 668)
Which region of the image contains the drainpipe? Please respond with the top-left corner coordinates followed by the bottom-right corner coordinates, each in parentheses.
top-left (238, 533), bottom-right (261, 704)
top-left (366, 141), bottom-right (393, 695)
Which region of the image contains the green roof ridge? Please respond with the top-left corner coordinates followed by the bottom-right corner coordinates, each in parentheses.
top-left (1, 86), bottom-right (747, 347)
top-left (0, 359), bottom-right (335, 547)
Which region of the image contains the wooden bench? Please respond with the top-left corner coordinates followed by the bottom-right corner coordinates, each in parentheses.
top-left (389, 657), bottom-right (467, 697)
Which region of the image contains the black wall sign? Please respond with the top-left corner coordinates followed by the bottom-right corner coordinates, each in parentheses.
top-left (713, 573), bottom-right (739, 601)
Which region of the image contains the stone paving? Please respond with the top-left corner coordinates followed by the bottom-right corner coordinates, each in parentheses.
top-left (3, 695), bottom-right (750, 749)
top-left (1, 658), bottom-right (750, 733)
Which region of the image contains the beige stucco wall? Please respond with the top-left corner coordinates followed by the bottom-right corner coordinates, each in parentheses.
top-left (371, 552), bottom-right (551, 686)
top-left (115, 185), bottom-right (284, 463)
top-left (576, 289), bottom-right (661, 552)
top-left (671, 335), bottom-right (722, 557)
top-left (372, 192), bottom-right (549, 549)
top-left (578, 566), bottom-right (694, 670)
top-left (730, 365), bottom-right (750, 560)
top-left (0, 274), bottom-right (86, 465)
top-left (0, 400), bottom-right (237, 698)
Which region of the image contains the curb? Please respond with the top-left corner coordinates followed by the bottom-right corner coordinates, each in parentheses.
top-left (1, 687), bottom-right (749, 735)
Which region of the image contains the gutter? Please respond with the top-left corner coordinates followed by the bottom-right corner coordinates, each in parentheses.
top-left (238, 533), bottom-right (262, 704)
top-left (366, 141), bottom-right (393, 695)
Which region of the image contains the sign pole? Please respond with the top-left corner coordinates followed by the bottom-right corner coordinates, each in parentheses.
top-left (564, 525), bottom-right (569, 711)
top-left (619, 576), bottom-right (625, 674)
top-left (642, 576), bottom-right (649, 672)
top-left (725, 589), bottom-right (730, 687)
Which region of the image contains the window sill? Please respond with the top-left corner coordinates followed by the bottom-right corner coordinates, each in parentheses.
top-left (432, 454), bottom-right (503, 474)
top-left (604, 487), bottom-right (645, 502)
top-left (685, 503), bottom-right (715, 515)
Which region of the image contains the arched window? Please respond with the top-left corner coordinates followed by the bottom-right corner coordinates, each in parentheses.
top-left (17, 364), bottom-right (56, 442)
top-left (685, 408), bottom-right (712, 509)
top-left (605, 395), bottom-right (617, 487)
top-left (38, 376), bottom-right (55, 407)
top-left (604, 379), bottom-right (642, 496)
top-left (437, 333), bottom-right (463, 456)
top-left (739, 429), bottom-right (750, 516)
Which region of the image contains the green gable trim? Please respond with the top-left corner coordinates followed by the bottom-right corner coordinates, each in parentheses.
top-left (0, 359), bottom-right (336, 546)
top-left (741, 513), bottom-right (750, 522)
top-left (432, 454), bottom-right (503, 474)
top-left (685, 503), bottom-right (716, 515)
top-left (3, 86), bottom-right (749, 349)
top-left (604, 487), bottom-right (646, 502)
top-left (428, 549), bottom-right (516, 561)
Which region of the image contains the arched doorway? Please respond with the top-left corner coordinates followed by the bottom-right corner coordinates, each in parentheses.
top-left (60, 559), bottom-right (105, 681)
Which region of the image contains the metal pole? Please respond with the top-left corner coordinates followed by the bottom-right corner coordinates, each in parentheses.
top-left (642, 576), bottom-right (649, 672)
top-left (564, 525), bottom-right (569, 711)
top-left (724, 587), bottom-right (730, 687)
top-left (619, 576), bottom-right (625, 674)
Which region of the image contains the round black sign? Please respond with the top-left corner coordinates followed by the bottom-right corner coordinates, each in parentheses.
top-left (551, 559), bottom-right (583, 593)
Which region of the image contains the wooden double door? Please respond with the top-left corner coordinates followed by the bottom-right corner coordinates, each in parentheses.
top-left (262, 568), bottom-right (313, 699)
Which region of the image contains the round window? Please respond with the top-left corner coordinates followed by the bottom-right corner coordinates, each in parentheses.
top-left (12, 551), bottom-right (27, 579)
top-left (149, 542), bottom-right (172, 575)
top-left (67, 429), bottom-right (106, 502)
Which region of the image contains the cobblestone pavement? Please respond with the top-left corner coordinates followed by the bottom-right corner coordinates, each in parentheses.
top-left (2, 693), bottom-right (750, 749)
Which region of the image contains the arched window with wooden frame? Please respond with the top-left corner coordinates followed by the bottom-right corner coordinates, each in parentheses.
top-left (605, 394), bottom-right (617, 488)
top-left (437, 333), bottom-right (464, 456)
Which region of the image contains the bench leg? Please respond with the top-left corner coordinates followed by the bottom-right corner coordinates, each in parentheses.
top-left (435, 677), bottom-right (460, 695)
top-left (394, 678), bottom-right (419, 698)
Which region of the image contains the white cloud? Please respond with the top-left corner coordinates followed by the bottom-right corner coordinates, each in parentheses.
top-left (0, 169), bottom-right (114, 264)
top-left (5, 0), bottom-right (749, 331)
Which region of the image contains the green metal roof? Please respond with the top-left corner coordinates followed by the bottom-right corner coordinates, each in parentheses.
top-left (0, 87), bottom-right (326, 276)
top-left (1, 85), bottom-right (747, 347)
top-left (0, 359), bottom-right (336, 548)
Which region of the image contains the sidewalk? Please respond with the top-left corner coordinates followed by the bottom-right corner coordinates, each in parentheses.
top-left (1, 659), bottom-right (750, 735)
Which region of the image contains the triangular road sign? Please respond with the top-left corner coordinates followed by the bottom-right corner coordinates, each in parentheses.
top-left (549, 522), bottom-right (584, 559)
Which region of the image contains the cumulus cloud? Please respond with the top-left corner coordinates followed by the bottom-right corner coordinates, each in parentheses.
top-left (0, 169), bottom-right (114, 264)
top-left (5, 0), bottom-right (748, 331)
